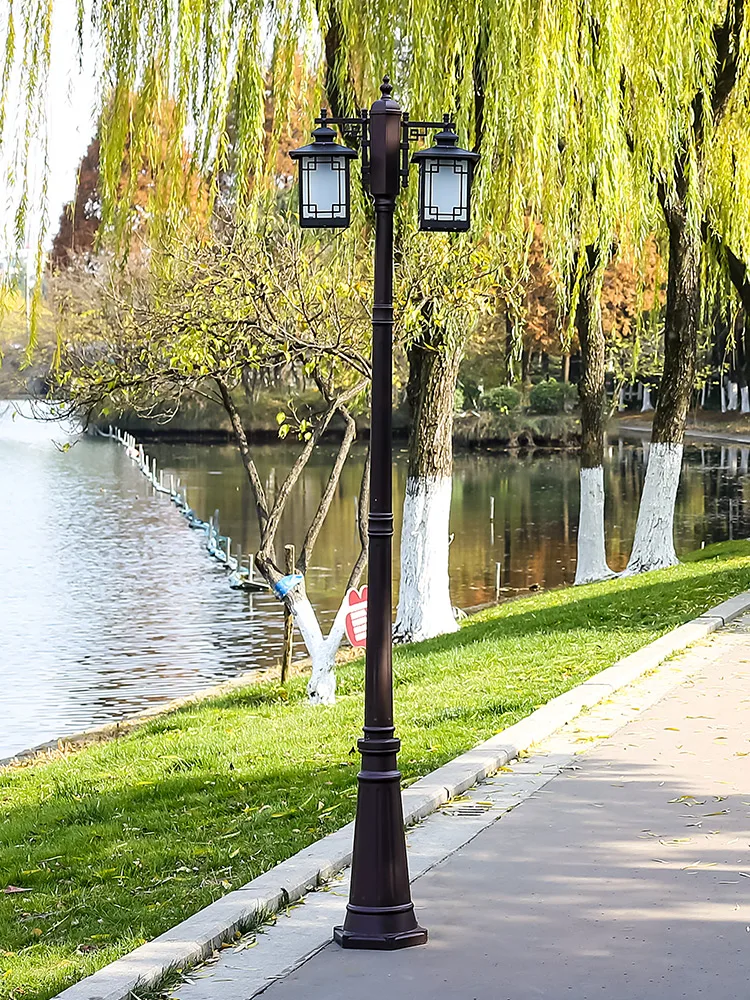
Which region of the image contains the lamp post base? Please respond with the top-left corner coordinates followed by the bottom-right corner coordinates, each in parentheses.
top-left (333, 908), bottom-right (428, 950)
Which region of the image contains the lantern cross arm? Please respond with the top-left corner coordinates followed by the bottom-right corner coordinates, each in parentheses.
top-left (400, 113), bottom-right (463, 189)
top-left (310, 109), bottom-right (370, 190)
top-left (313, 114), bottom-right (368, 129)
top-left (313, 110), bottom-right (369, 147)
top-left (402, 119), bottom-right (455, 136)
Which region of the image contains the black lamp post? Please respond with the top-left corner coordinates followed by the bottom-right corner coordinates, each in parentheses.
top-left (290, 77), bottom-right (478, 951)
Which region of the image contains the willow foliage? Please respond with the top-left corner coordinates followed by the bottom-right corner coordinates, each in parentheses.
top-left (2, 0), bottom-right (749, 287)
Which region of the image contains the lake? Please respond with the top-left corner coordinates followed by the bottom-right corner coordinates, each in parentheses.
top-left (1, 400), bottom-right (748, 758)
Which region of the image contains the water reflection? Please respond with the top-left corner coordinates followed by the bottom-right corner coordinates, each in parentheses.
top-left (2, 403), bottom-right (748, 758)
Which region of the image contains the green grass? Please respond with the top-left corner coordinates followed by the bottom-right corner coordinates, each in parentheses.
top-left (2, 540), bottom-right (750, 998)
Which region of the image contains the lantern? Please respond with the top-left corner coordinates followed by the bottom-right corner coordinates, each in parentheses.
top-left (411, 126), bottom-right (479, 232)
top-left (289, 120), bottom-right (357, 228)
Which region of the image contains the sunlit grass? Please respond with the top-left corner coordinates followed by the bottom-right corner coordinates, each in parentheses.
top-left (1, 539), bottom-right (749, 998)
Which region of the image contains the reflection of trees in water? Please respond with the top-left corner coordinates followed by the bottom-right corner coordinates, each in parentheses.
top-left (148, 437), bottom-right (750, 620)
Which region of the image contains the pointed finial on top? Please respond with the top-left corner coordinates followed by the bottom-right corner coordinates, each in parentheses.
top-left (380, 75), bottom-right (393, 98)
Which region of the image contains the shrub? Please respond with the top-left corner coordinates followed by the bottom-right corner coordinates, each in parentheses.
top-left (479, 385), bottom-right (522, 413)
top-left (528, 379), bottom-right (578, 414)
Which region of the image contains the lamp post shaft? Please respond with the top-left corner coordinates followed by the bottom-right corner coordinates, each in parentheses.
top-left (333, 79), bottom-right (427, 951)
top-left (367, 194), bottom-right (395, 730)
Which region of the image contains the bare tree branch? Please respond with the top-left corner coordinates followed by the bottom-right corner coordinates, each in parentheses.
top-left (346, 444), bottom-right (371, 592)
top-left (297, 404), bottom-right (358, 575)
top-left (215, 377), bottom-right (271, 531)
top-left (259, 377), bottom-right (367, 563)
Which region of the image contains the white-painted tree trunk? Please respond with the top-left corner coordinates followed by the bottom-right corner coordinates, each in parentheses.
top-left (728, 381), bottom-right (739, 410)
top-left (640, 387), bottom-right (653, 412)
top-left (624, 442), bottom-right (683, 575)
top-left (721, 382), bottom-right (727, 413)
top-left (574, 466), bottom-right (616, 585)
top-left (741, 386), bottom-right (750, 413)
top-left (394, 476), bottom-right (458, 643)
top-left (700, 383), bottom-right (707, 408)
top-left (617, 386), bottom-right (625, 411)
top-left (292, 593), bottom-right (350, 705)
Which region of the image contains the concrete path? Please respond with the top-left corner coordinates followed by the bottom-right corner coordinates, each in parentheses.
top-left (173, 616), bottom-right (750, 1000)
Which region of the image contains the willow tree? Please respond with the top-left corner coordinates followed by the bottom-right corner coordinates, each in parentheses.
top-left (622, 0), bottom-right (748, 573)
top-left (515, 1), bottom-right (637, 586)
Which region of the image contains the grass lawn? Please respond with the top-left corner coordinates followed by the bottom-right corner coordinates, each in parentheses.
top-left (2, 540), bottom-right (750, 998)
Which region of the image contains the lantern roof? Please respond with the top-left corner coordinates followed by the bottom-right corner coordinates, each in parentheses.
top-left (290, 119), bottom-right (358, 161)
top-left (411, 126), bottom-right (479, 165)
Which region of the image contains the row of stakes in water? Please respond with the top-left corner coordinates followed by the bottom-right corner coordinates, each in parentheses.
top-left (103, 425), bottom-right (269, 592)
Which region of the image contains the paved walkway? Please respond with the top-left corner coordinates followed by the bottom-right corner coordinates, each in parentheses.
top-left (174, 616), bottom-right (750, 1000)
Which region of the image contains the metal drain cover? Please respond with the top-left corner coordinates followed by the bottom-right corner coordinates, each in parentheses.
top-left (445, 802), bottom-right (492, 817)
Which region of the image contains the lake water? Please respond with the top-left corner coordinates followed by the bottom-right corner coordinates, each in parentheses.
top-left (2, 400), bottom-right (749, 758)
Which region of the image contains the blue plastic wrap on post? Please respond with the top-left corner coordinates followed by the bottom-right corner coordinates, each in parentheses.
top-left (273, 573), bottom-right (304, 599)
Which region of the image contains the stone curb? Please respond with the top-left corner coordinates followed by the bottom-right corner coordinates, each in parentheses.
top-left (52, 591), bottom-right (750, 1000)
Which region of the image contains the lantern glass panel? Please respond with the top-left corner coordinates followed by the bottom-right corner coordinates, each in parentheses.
top-left (300, 155), bottom-right (349, 226)
top-left (420, 157), bottom-right (470, 230)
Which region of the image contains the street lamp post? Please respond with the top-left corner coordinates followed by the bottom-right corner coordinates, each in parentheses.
top-left (290, 77), bottom-right (478, 951)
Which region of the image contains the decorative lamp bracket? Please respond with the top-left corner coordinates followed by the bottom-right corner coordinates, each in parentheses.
top-left (314, 109), bottom-right (370, 187)
top-left (400, 113), bottom-right (455, 188)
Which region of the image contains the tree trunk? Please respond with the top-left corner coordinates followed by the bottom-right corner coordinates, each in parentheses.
top-left (521, 346), bottom-right (531, 383)
top-left (626, 201), bottom-right (700, 574)
top-left (394, 332), bottom-right (461, 643)
top-left (290, 589), bottom-right (350, 704)
top-left (743, 315), bottom-right (750, 412)
top-left (574, 247), bottom-right (615, 585)
top-left (503, 320), bottom-right (515, 384)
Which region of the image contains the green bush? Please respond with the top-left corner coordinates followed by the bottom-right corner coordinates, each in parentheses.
top-left (479, 385), bottom-right (522, 413)
top-left (529, 379), bottom-right (578, 414)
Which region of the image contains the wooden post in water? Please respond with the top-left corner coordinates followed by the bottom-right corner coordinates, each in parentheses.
top-left (490, 496), bottom-right (495, 521)
top-left (226, 536), bottom-right (232, 565)
top-left (281, 544), bottom-right (295, 684)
